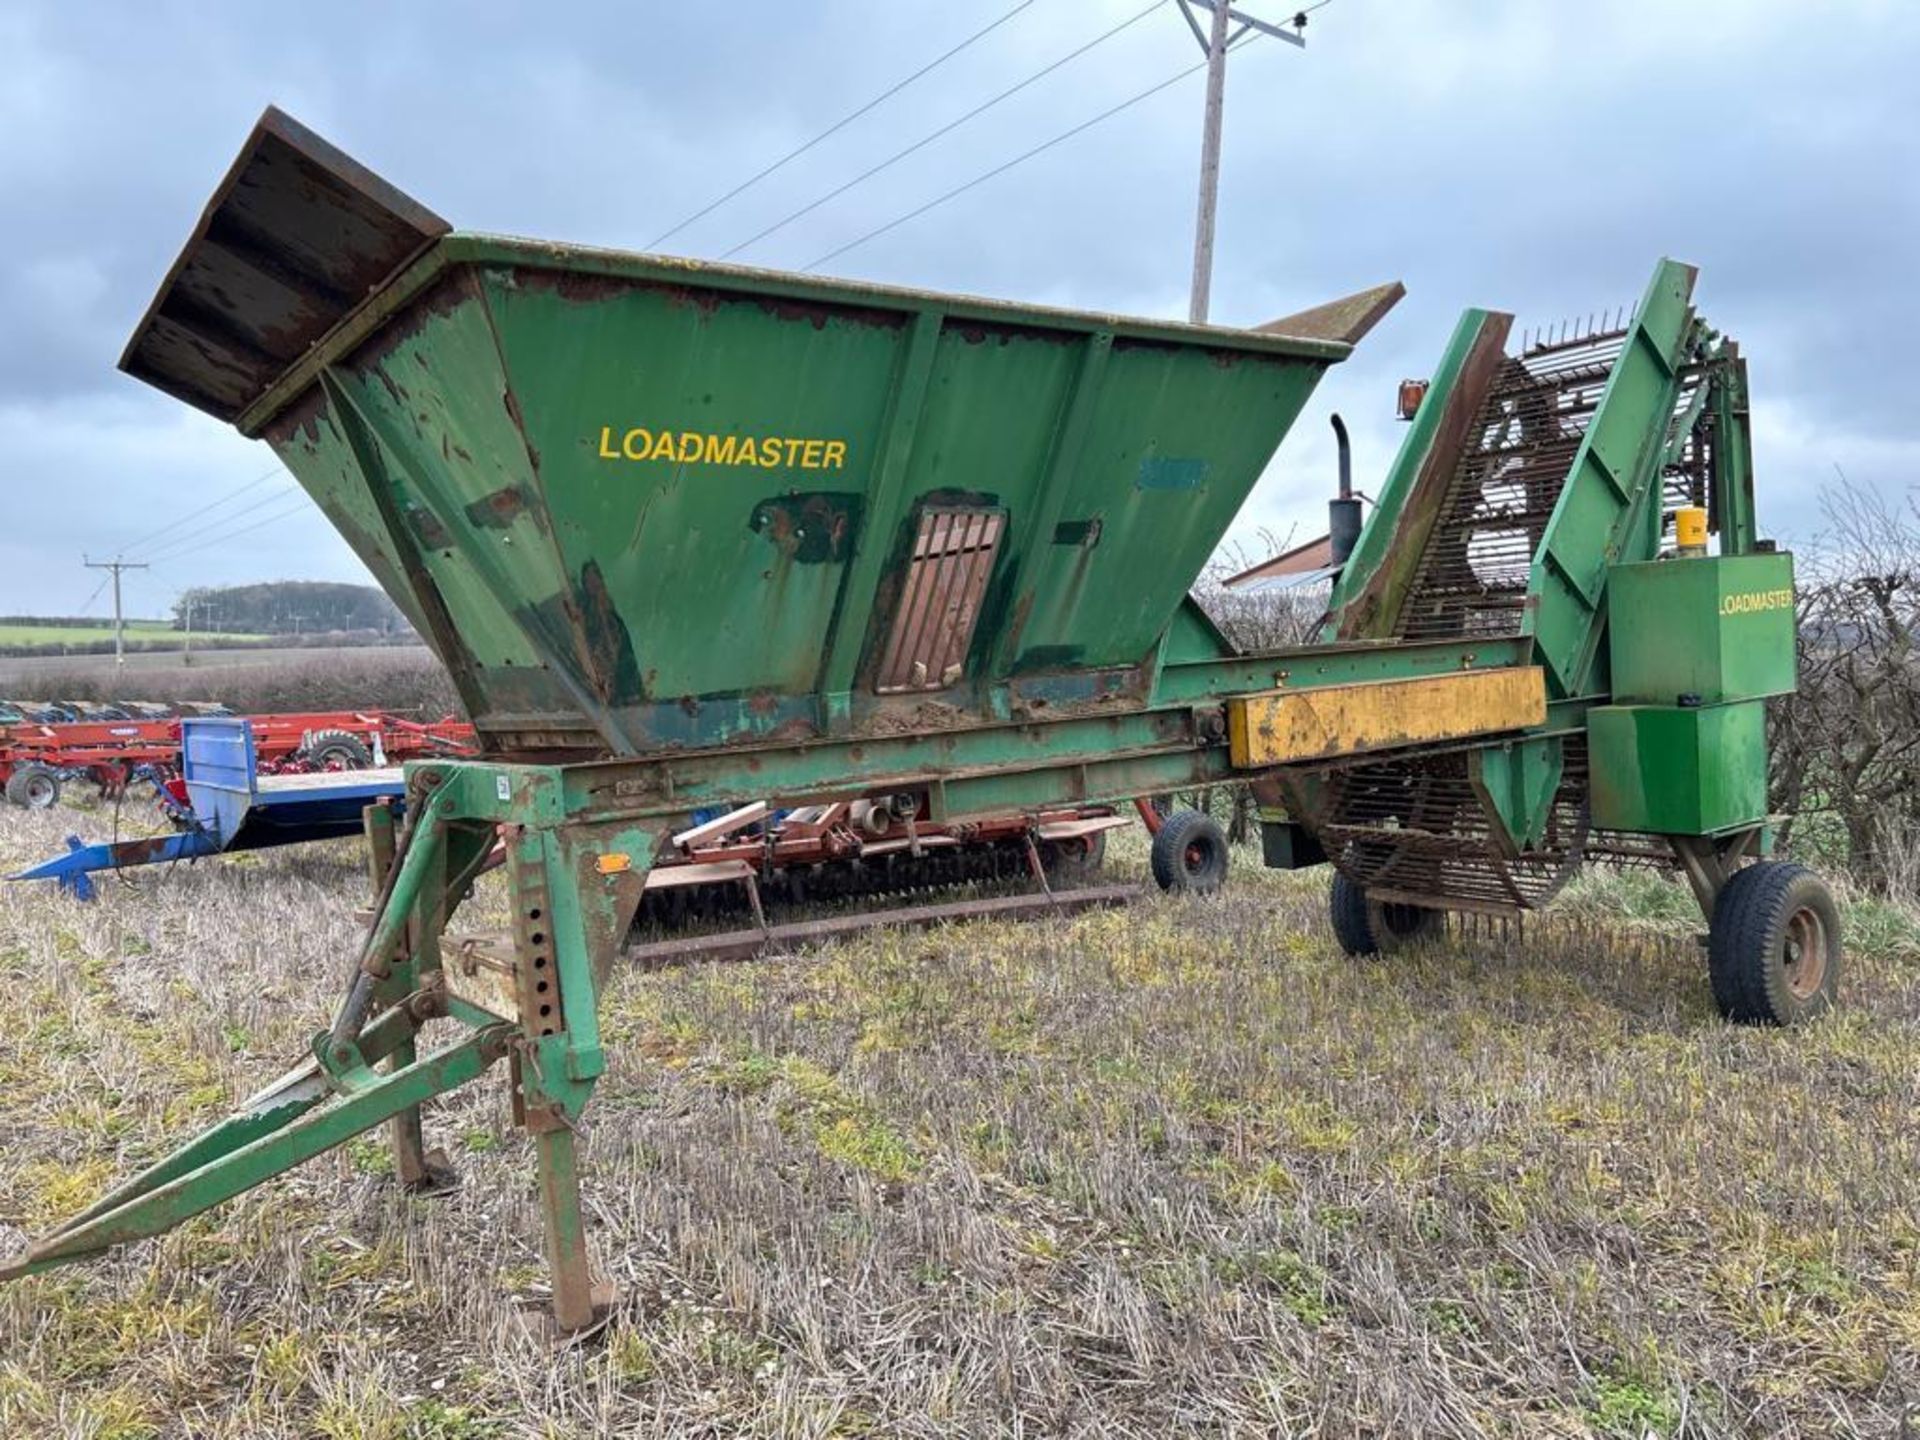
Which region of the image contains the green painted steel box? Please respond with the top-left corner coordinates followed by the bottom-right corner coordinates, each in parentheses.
top-left (1588, 701), bottom-right (1767, 835)
top-left (1605, 552), bottom-right (1796, 705)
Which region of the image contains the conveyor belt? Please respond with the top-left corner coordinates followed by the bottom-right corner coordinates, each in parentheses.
top-left (1303, 325), bottom-right (1632, 912)
top-left (1298, 737), bottom-right (1590, 914)
top-left (1395, 328), bottom-right (1626, 642)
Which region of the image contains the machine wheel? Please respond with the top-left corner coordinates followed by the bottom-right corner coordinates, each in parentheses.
top-left (302, 729), bottom-right (375, 770)
top-left (1328, 871), bottom-right (1445, 956)
top-left (1150, 810), bottom-right (1229, 895)
top-left (1708, 861), bottom-right (1840, 1026)
top-left (6, 764), bottom-right (62, 810)
top-left (1043, 830), bottom-right (1109, 886)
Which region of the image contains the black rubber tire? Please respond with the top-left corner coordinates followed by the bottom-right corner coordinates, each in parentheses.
top-left (1150, 810), bottom-right (1230, 895)
top-left (1042, 830), bottom-right (1109, 885)
top-left (301, 729), bottom-right (375, 770)
top-left (6, 764), bottom-right (61, 810)
top-left (1708, 861), bottom-right (1841, 1026)
top-left (1328, 871), bottom-right (1446, 956)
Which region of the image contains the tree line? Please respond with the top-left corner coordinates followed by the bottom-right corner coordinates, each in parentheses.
top-left (170, 581), bottom-right (411, 636)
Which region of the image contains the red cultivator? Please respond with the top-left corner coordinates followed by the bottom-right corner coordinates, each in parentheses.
top-left (0, 708), bottom-right (477, 810)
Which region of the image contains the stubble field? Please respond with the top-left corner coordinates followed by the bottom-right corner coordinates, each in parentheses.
top-left (0, 800), bottom-right (1915, 1438)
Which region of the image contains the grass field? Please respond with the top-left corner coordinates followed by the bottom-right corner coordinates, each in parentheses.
top-left (0, 621), bottom-right (272, 652)
top-left (0, 803), bottom-right (1915, 1438)
top-left (0, 621), bottom-right (176, 647)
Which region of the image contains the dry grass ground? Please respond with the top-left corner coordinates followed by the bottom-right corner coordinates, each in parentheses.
top-left (0, 799), bottom-right (1916, 1438)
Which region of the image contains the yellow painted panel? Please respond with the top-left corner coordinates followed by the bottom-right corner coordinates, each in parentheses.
top-left (1227, 668), bottom-right (1547, 768)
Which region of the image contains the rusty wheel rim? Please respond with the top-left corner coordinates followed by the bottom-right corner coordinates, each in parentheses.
top-left (1184, 843), bottom-right (1206, 874)
top-left (1782, 903), bottom-right (1830, 1000)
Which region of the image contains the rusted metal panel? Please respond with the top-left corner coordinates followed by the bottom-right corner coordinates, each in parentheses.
top-left (120, 106), bottom-right (448, 422)
top-left (875, 508), bottom-right (1005, 693)
top-left (1256, 281), bottom-right (1406, 346)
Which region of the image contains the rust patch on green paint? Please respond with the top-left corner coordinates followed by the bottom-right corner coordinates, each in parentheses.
top-left (353, 268), bottom-right (472, 366)
top-left (950, 319), bottom-right (1069, 348)
top-left (755, 294), bottom-right (900, 332)
top-left (466, 485), bottom-right (531, 529)
top-left (574, 559), bottom-right (643, 704)
top-left (749, 492), bottom-right (861, 565)
top-left (406, 504), bottom-right (451, 549)
top-left (520, 268), bottom-right (644, 306)
top-left (264, 389), bottom-right (328, 448)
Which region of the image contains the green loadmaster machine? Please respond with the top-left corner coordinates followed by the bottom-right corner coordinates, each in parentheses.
top-left (2, 110), bottom-right (1835, 1330)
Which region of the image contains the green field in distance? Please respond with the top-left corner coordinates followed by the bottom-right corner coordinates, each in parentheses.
top-left (0, 620), bottom-right (269, 648)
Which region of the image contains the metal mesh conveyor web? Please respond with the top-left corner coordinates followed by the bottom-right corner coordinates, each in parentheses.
top-left (1299, 738), bottom-right (1591, 913)
top-left (1303, 314), bottom-right (1708, 914)
top-left (1393, 325), bottom-right (1628, 642)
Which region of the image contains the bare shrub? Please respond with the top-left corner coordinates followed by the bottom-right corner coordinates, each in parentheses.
top-left (1194, 531), bottom-right (1330, 652)
top-left (0, 648), bottom-right (462, 717)
top-left (1771, 479), bottom-right (1920, 896)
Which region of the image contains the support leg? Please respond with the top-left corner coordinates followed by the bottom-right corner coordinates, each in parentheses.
top-left (534, 1124), bottom-right (609, 1333)
top-left (383, 1028), bottom-right (447, 1188)
top-left (367, 800), bottom-right (480, 1190)
top-left (502, 817), bottom-right (656, 1333)
top-left (364, 802), bottom-right (436, 1186)
top-left (1670, 826), bottom-right (1761, 920)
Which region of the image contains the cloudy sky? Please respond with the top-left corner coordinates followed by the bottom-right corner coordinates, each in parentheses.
top-left (2, 0), bottom-right (1914, 617)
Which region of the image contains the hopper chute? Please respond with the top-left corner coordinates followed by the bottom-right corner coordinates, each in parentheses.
top-left (123, 108), bottom-right (1393, 758)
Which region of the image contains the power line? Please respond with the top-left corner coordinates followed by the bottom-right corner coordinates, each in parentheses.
top-left (116, 464), bottom-right (286, 557)
top-left (146, 494), bottom-right (317, 565)
top-left (143, 493), bottom-right (319, 565)
top-left (140, 480), bottom-right (302, 563)
top-left (721, 0), bottom-right (1169, 262)
top-left (805, 26), bottom-right (1263, 273)
top-left (648, 0), bottom-right (1037, 250)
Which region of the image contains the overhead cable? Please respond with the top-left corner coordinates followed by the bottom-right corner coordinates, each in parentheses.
top-left (648, 0), bottom-right (1038, 249)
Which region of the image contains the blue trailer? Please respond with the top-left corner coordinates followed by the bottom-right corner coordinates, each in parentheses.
top-left (8, 717), bottom-right (404, 898)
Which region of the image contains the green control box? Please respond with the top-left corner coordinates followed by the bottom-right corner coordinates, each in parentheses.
top-left (1588, 701), bottom-right (1768, 835)
top-left (1606, 552), bottom-right (1797, 704)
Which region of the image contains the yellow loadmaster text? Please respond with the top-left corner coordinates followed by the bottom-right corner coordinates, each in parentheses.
top-left (597, 426), bottom-right (848, 471)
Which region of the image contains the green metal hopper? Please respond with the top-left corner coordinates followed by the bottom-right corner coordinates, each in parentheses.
top-left (124, 108), bottom-right (1381, 758)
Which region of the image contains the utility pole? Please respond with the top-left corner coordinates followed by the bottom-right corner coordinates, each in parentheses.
top-left (1177, 1), bottom-right (1307, 324)
top-left (182, 596), bottom-right (196, 667)
top-left (82, 557), bottom-right (149, 666)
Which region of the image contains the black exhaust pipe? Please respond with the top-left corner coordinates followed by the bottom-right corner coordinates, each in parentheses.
top-left (1328, 413), bottom-right (1361, 565)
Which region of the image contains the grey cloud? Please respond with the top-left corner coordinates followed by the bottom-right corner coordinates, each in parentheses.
top-left (1, 0), bottom-right (1913, 610)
